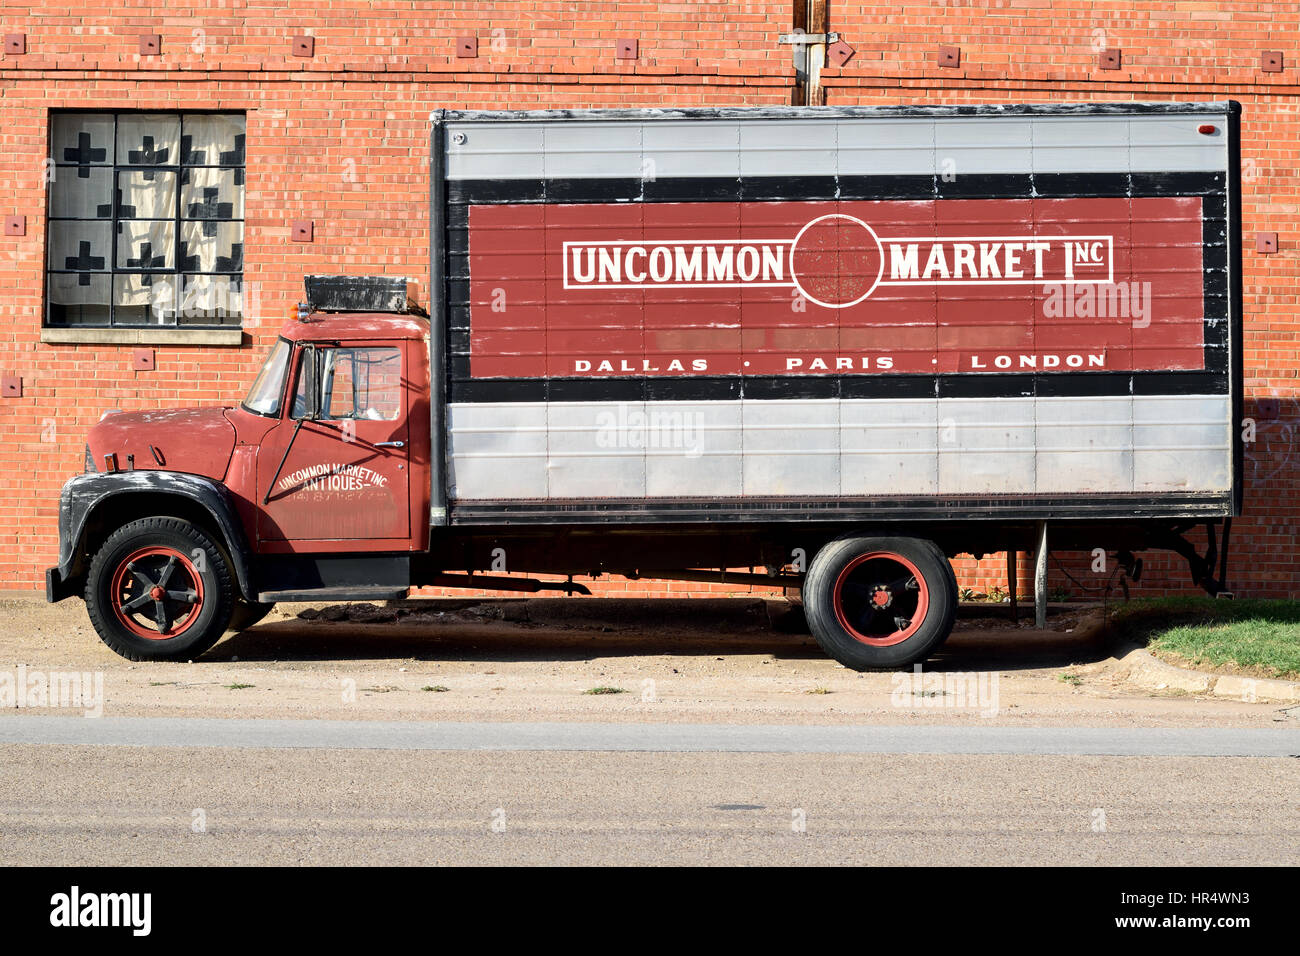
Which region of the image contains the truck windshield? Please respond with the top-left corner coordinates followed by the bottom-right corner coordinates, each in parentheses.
top-left (241, 339), bottom-right (292, 417)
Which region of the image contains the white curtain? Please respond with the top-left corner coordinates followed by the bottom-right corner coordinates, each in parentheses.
top-left (47, 112), bottom-right (245, 325)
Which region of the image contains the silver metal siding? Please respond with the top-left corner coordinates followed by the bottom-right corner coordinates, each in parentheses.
top-left (446, 112), bottom-right (1229, 180)
top-left (447, 396), bottom-right (1233, 500)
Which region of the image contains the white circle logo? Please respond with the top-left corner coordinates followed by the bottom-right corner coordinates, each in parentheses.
top-left (789, 214), bottom-right (886, 309)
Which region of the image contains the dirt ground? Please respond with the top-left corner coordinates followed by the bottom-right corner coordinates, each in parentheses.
top-left (2, 596), bottom-right (1295, 727)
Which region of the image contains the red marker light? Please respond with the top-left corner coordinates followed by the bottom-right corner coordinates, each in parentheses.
top-left (1197, 124), bottom-right (1217, 135)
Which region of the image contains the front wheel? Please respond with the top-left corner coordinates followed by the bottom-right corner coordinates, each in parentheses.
top-left (85, 517), bottom-right (236, 661)
top-left (803, 535), bottom-right (957, 670)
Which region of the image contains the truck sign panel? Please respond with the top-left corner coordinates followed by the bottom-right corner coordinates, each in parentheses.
top-left (469, 196), bottom-right (1205, 379)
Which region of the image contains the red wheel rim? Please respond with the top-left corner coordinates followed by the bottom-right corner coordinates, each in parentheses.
top-left (108, 546), bottom-right (205, 640)
top-left (831, 551), bottom-right (929, 646)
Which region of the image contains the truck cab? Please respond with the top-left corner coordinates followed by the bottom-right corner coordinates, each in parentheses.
top-left (47, 278), bottom-right (433, 661)
top-left (224, 312), bottom-right (431, 552)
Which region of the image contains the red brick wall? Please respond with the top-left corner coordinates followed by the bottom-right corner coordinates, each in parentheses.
top-left (0, 2), bottom-right (1295, 602)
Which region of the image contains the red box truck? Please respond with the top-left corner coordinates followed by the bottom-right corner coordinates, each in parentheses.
top-left (46, 103), bottom-right (1244, 669)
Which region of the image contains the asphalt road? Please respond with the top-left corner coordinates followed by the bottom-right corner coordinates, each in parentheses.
top-left (1, 720), bottom-right (1297, 865)
top-left (2, 716), bottom-right (1299, 756)
top-left (4, 599), bottom-right (1297, 865)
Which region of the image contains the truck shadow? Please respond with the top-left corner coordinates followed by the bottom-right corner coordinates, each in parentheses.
top-left (212, 598), bottom-right (1120, 673)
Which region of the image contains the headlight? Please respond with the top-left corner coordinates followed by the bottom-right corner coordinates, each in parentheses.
top-left (84, 445), bottom-right (95, 473)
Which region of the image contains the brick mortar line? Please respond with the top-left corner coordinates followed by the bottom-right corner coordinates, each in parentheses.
top-left (0, 69), bottom-right (1294, 98)
top-left (826, 76), bottom-right (1300, 95)
top-left (0, 66), bottom-right (789, 81)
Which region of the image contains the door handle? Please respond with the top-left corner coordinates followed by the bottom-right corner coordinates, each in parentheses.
top-left (374, 440), bottom-right (405, 448)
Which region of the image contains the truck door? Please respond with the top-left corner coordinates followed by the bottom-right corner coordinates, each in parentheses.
top-left (258, 341), bottom-right (410, 545)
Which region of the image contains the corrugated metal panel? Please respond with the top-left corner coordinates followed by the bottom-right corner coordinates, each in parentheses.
top-left (1132, 395), bottom-right (1232, 491)
top-left (446, 123), bottom-right (545, 180)
top-left (737, 120), bottom-right (839, 177)
top-left (640, 120), bottom-right (741, 179)
top-left (840, 398), bottom-right (939, 495)
top-left (837, 120), bottom-right (936, 176)
top-left (542, 122), bottom-right (642, 179)
top-left (933, 118), bottom-right (1033, 175)
top-left (545, 402), bottom-right (647, 498)
top-left (1034, 396), bottom-right (1134, 494)
top-left (741, 399), bottom-right (841, 496)
top-left (447, 396), bottom-right (1232, 501)
top-left (1030, 117), bottom-right (1130, 173)
top-left (936, 399), bottom-right (1037, 495)
top-left (644, 402), bottom-right (743, 497)
top-left (1128, 115), bottom-right (1228, 173)
top-left (445, 110), bottom-right (1229, 181)
top-left (446, 403), bottom-right (548, 499)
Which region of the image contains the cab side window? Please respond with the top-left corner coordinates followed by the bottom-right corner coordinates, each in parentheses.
top-left (322, 347), bottom-right (402, 421)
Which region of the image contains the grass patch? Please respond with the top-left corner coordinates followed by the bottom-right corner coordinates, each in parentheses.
top-left (1108, 598), bottom-right (1300, 680)
top-left (223, 683), bottom-right (254, 690)
top-left (422, 685), bottom-right (450, 693)
top-left (805, 686), bottom-right (832, 695)
top-left (1058, 673), bottom-right (1083, 686)
top-left (583, 686), bottom-right (626, 695)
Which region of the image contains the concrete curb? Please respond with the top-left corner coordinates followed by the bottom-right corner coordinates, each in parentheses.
top-left (1114, 645), bottom-right (1300, 703)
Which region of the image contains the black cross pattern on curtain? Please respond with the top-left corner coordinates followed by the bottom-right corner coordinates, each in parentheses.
top-left (126, 135), bottom-right (169, 181)
top-left (125, 242), bottom-right (167, 285)
top-left (64, 241), bottom-right (104, 285)
top-left (63, 132), bottom-right (106, 179)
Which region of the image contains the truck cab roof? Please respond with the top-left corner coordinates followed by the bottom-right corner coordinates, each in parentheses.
top-left (278, 311), bottom-right (429, 343)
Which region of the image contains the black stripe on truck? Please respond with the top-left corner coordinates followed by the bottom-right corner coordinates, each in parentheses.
top-left (449, 491), bottom-right (1234, 526)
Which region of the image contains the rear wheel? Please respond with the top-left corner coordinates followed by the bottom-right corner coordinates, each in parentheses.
top-left (804, 535), bottom-right (957, 670)
top-left (85, 517), bottom-right (236, 661)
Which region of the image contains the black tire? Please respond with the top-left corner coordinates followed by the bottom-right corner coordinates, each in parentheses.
top-left (85, 516), bottom-right (236, 662)
top-left (228, 600), bottom-right (275, 632)
top-left (803, 535), bottom-right (957, 670)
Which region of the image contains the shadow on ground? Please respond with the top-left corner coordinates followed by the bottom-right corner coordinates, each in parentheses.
top-left (212, 598), bottom-right (1120, 673)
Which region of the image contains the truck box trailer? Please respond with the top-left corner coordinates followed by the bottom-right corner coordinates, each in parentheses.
top-left (46, 102), bottom-right (1244, 669)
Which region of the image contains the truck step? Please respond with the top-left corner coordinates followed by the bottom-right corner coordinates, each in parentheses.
top-left (255, 587), bottom-right (410, 603)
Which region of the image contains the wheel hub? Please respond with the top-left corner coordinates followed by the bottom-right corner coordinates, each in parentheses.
top-left (831, 551), bottom-right (931, 647)
top-left (109, 547), bottom-right (204, 640)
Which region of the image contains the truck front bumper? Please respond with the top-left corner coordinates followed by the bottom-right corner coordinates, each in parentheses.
top-left (46, 565), bottom-right (75, 603)
top-left (46, 474), bottom-right (93, 603)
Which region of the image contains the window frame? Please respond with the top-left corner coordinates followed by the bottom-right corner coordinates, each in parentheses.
top-left (289, 343), bottom-right (404, 424)
top-left (240, 337), bottom-right (295, 419)
top-left (319, 346), bottom-right (404, 422)
top-left (44, 108), bottom-right (247, 331)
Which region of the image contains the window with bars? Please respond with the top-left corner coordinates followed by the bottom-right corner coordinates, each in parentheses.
top-left (46, 111), bottom-right (246, 329)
